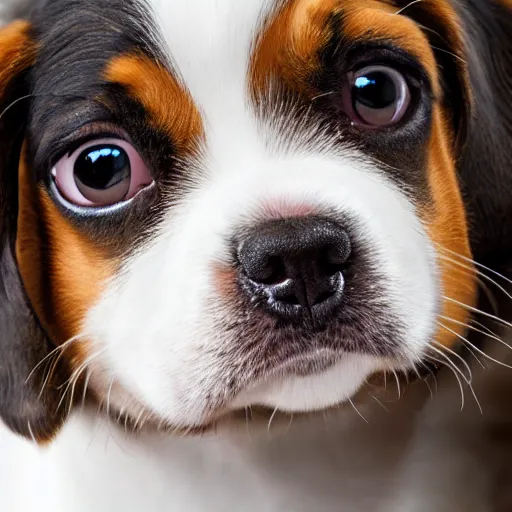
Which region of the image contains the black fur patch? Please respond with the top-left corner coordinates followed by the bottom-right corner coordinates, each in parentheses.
top-left (0, 37), bottom-right (70, 442)
top-left (451, 0), bottom-right (512, 269)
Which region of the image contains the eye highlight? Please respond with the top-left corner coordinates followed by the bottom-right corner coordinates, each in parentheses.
top-left (52, 138), bottom-right (153, 207)
top-left (349, 65), bottom-right (411, 127)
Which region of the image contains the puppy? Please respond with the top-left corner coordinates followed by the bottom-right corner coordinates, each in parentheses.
top-left (0, 0), bottom-right (511, 510)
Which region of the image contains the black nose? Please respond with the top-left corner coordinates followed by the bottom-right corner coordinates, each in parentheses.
top-left (237, 217), bottom-right (351, 322)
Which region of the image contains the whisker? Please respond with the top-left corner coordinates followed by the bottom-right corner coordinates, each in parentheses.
top-left (26, 420), bottom-right (37, 445)
top-left (25, 333), bottom-right (86, 385)
top-left (443, 296), bottom-right (512, 330)
top-left (430, 45), bottom-right (467, 64)
top-left (476, 278), bottom-right (500, 317)
top-left (81, 367), bottom-right (95, 413)
top-left (311, 91), bottom-right (336, 102)
top-left (133, 407), bottom-right (146, 432)
top-left (391, 369), bottom-right (402, 400)
top-left (393, 0), bottom-right (423, 16)
top-left (0, 94), bottom-right (34, 120)
top-left (411, 363), bottom-right (434, 399)
top-left (463, 343), bottom-right (487, 369)
top-left (368, 393), bottom-right (389, 411)
top-left (106, 377), bottom-right (115, 419)
top-left (437, 243), bottom-right (512, 289)
top-left (427, 343), bottom-right (471, 385)
top-left (244, 406), bottom-right (253, 442)
top-left (424, 353), bottom-right (465, 411)
top-left (0, 92), bottom-right (90, 121)
top-left (437, 258), bottom-right (498, 313)
top-left (284, 413), bottom-right (294, 435)
top-left (414, 22), bottom-right (448, 45)
top-left (86, 408), bottom-right (105, 452)
top-left (438, 253), bottom-right (512, 303)
top-left (439, 323), bottom-right (512, 371)
top-left (124, 407), bottom-right (131, 434)
top-left (348, 397), bottom-right (368, 423)
top-left (267, 406), bottom-right (279, 435)
top-left (417, 361), bottom-right (439, 396)
top-left (471, 317), bottom-right (502, 339)
top-left (322, 410), bottom-right (331, 431)
top-left (103, 378), bottom-right (118, 454)
top-left (56, 351), bottom-right (100, 414)
top-left (440, 315), bottom-right (512, 355)
top-left (427, 344), bottom-right (484, 414)
top-left (60, 349), bottom-right (102, 398)
top-left (431, 340), bottom-right (473, 382)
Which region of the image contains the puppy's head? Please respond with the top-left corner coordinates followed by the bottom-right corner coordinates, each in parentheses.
top-left (0, 0), bottom-right (483, 442)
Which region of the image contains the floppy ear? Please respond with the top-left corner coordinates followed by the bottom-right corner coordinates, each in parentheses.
top-left (0, 21), bottom-right (70, 443)
top-left (397, 0), bottom-right (512, 269)
top-left (452, 3), bottom-right (512, 268)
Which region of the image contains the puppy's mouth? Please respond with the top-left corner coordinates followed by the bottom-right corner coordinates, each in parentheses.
top-left (107, 346), bottom-right (394, 436)
top-left (252, 348), bottom-right (339, 379)
top-left (228, 348), bottom-right (339, 407)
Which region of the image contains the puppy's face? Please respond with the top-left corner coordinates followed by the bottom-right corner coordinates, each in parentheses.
top-left (0, 0), bottom-right (476, 439)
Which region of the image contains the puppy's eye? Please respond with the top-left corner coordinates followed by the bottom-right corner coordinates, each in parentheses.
top-left (52, 139), bottom-right (153, 207)
top-left (350, 65), bottom-right (410, 127)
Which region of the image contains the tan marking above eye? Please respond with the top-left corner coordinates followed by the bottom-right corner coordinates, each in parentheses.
top-left (249, 0), bottom-right (336, 97)
top-left (0, 21), bottom-right (37, 93)
top-left (249, 0), bottom-right (443, 100)
top-left (103, 54), bottom-right (204, 156)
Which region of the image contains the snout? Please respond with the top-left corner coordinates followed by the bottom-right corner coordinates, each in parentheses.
top-left (237, 216), bottom-right (351, 325)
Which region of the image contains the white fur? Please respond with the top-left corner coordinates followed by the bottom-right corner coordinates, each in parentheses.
top-left (83, 0), bottom-right (438, 429)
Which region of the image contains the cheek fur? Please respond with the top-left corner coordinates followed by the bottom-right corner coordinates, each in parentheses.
top-left (422, 110), bottom-right (477, 348)
top-left (211, 262), bottom-right (239, 304)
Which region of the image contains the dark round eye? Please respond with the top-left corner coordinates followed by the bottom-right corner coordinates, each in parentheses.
top-left (52, 138), bottom-right (153, 207)
top-left (74, 145), bottom-right (131, 204)
top-left (351, 65), bottom-right (410, 127)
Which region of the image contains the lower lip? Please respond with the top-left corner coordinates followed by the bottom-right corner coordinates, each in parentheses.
top-left (268, 350), bottom-right (340, 377)
top-left (229, 349), bottom-right (341, 410)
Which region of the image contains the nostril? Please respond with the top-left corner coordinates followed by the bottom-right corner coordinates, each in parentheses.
top-left (260, 256), bottom-right (287, 285)
top-left (320, 242), bottom-right (351, 277)
top-left (238, 240), bottom-right (287, 285)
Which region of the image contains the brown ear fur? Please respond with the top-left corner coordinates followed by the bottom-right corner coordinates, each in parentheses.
top-left (0, 21), bottom-right (70, 443)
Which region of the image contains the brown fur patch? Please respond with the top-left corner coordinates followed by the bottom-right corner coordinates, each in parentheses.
top-left (250, 0), bottom-right (444, 98)
top-left (340, 0), bottom-right (440, 94)
top-left (212, 262), bottom-right (238, 303)
top-left (16, 150), bottom-right (114, 351)
top-left (104, 54), bottom-right (204, 155)
top-left (0, 21), bottom-right (37, 92)
top-left (250, 0), bottom-right (338, 96)
top-left (421, 109), bottom-right (476, 348)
